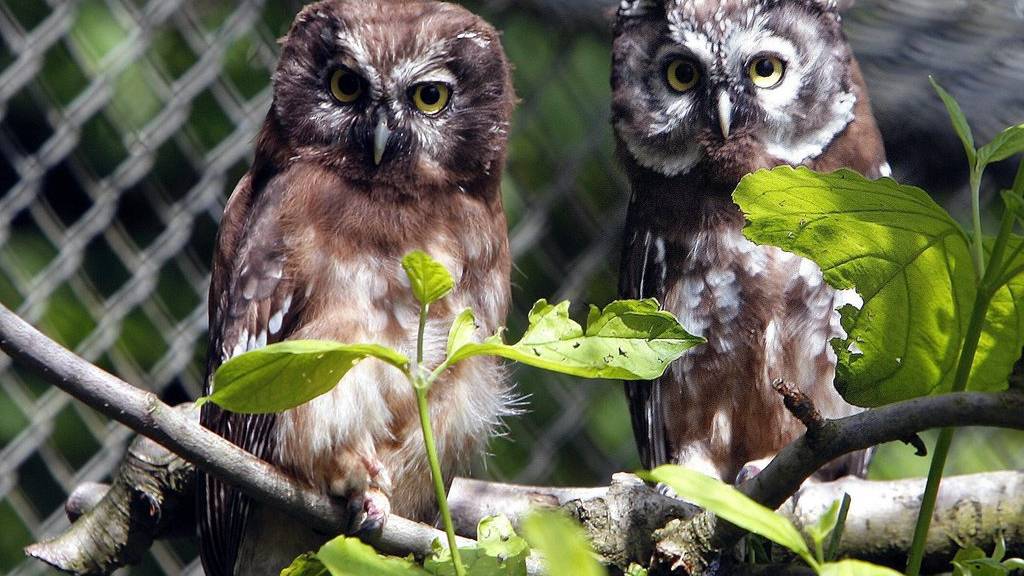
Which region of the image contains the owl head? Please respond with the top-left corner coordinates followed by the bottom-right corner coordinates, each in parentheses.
top-left (612, 0), bottom-right (859, 185)
top-left (264, 0), bottom-right (514, 192)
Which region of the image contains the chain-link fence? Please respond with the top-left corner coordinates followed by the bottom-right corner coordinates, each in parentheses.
top-left (2, 1), bottom-right (1024, 574)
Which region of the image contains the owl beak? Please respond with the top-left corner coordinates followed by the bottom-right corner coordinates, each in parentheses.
top-left (373, 110), bottom-right (392, 166)
top-left (717, 91), bottom-right (733, 140)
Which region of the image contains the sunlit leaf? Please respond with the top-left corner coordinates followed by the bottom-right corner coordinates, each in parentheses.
top-left (979, 124), bottom-right (1024, 167)
top-left (447, 299), bottom-right (702, 381)
top-left (206, 341), bottom-right (409, 413)
top-left (641, 466), bottom-right (816, 569)
top-left (425, 516), bottom-right (528, 576)
top-left (403, 251), bottom-right (455, 306)
top-left (316, 536), bottom-right (428, 575)
top-left (281, 553), bottom-right (328, 576)
top-left (447, 308), bottom-right (478, 358)
top-left (931, 77), bottom-right (976, 166)
top-left (734, 167), bottom-right (986, 405)
top-left (819, 559), bottom-right (903, 576)
top-left (522, 511), bottom-right (605, 576)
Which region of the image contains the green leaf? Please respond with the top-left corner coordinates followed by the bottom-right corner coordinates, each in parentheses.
top-left (625, 564), bottom-right (649, 576)
top-left (819, 560), bottom-right (903, 576)
top-left (317, 536), bottom-right (428, 575)
top-left (977, 236), bottom-right (1024, 393)
top-left (734, 166), bottom-right (984, 405)
top-left (931, 77), bottom-right (976, 166)
top-left (403, 251), bottom-right (455, 306)
top-left (447, 299), bottom-right (702, 381)
top-left (979, 124), bottom-right (1024, 167)
top-left (207, 341), bottom-right (409, 414)
top-left (1001, 190), bottom-right (1024, 224)
top-left (281, 553), bottom-right (328, 576)
top-left (447, 308), bottom-right (478, 358)
top-left (1003, 558), bottom-right (1024, 569)
top-left (641, 465), bottom-right (817, 569)
top-left (806, 499), bottom-right (842, 554)
top-left (521, 511), bottom-right (605, 576)
top-left (425, 516), bottom-right (528, 576)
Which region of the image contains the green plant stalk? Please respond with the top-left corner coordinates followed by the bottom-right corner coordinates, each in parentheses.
top-left (906, 208), bottom-right (1014, 575)
top-left (970, 170), bottom-right (986, 278)
top-left (414, 383), bottom-right (465, 576)
top-left (411, 301), bottom-right (465, 576)
top-left (826, 493), bottom-right (852, 562)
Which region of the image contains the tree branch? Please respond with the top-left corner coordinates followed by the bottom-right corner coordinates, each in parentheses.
top-left (654, 388), bottom-right (1024, 573)
top-left (4, 301), bottom-right (1024, 575)
top-left (0, 304), bottom-right (483, 570)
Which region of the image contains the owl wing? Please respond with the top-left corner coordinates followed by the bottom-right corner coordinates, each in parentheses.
top-left (199, 171), bottom-right (305, 576)
top-left (618, 211), bottom-right (670, 471)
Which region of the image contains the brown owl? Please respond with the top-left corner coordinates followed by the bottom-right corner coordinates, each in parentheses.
top-left (612, 0), bottom-right (886, 483)
top-left (199, 1), bottom-right (515, 574)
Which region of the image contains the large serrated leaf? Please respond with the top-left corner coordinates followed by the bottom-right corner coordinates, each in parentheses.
top-left (446, 299), bottom-right (702, 381)
top-left (426, 516), bottom-right (528, 576)
top-left (206, 341), bottom-right (409, 414)
top-left (641, 466), bottom-right (816, 569)
top-left (732, 166), bottom-right (1024, 406)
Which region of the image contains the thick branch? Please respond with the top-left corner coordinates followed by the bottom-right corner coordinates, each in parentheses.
top-left (0, 304), bottom-right (477, 568)
top-left (655, 390), bottom-right (1024, 573)
top-left (5, 302), bottom-right (1024, 575)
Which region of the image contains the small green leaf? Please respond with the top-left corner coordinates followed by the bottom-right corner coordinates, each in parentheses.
top-left (403, 251), bottom-right (455, 306)
top-left (819, 559), bottom-right (903, 576)
top-left (209, 341), bottom-right (409, 413)
top-left (1001, 190), bottom-right (1024, 224)
top-left (447, 299), bottom-right (702, 381)
top-left (425, 516), bottom-right (528, 576)
top-left (1003, 558), bottom-right (1024, 569)
top-left (281, 553), bottom-right (328, 576)
top-left (979, 124), bottom-right (1024, 167)
top-left (641, 465), bottom-right (817, 569)
top-left (317, 536), bottom-right (428, 575)
top-left (522, 511), bottom-right (605, 576)
top-left (625, 564), bottom-right (649, 576)
top-left (806, 499), bottom-right (842, 554)
top-left (931, 77), bottom-right (976, 166)
top-left (734, 167), bottom-right (981, 405)
top-left (447, 308), bottom-right (478, 358)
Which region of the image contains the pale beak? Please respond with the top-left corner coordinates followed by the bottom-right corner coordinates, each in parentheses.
top-left (717, 91), bottom-right (733, 139)
top-left (373, 110), bottom-right (392, 166)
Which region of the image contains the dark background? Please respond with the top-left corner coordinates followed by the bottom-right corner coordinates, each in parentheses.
top-left (1, 0), bottom-right (1023, 573)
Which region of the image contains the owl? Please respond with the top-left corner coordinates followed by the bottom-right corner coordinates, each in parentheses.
top-left (612, 0), bottom-right (887, 483)
top-left (198, 2), bottom-right (515, 575)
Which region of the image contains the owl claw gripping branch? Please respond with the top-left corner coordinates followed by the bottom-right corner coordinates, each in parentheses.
top-left (199, 2), bottom-right (515, 575)
top-left (613, 0), bottom-right (884, 484)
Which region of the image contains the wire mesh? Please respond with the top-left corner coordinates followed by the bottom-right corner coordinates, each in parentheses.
top-left (1, 1), bottom-right (1023, 574)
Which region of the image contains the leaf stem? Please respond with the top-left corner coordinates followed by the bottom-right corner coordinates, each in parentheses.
top-left (412, 300), bottom-right (464, 576)
top-left (970, 170), bottom-right (986, 279)
top-left (417, 303), bottom-right (428, 367)
top-left (414, 383), bottom-right (465, 576)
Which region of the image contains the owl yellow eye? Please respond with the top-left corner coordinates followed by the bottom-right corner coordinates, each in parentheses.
top-left (330, 68), bottom-right (364, 103)
top-left (748, 55), bottom-right (785, 89)
top-left (666, 58), bottom-right (700, 93)
top-left (409, 82), bottom-right (451, 116)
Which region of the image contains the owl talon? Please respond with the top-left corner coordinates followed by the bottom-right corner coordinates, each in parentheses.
top-left (356, 489), bottom-right (391, 535)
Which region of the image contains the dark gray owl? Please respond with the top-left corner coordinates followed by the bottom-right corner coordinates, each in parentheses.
top-left (612, 0), bottom-right (886, 483)
top-left (199, 1), bottom-right (516, 574)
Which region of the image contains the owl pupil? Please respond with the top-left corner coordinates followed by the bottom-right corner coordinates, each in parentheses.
top-left (338, 73), bottom-right (360, 95)
top-left (755, 59), bottom-right (775, 78)
top-left (674, 63), bottom-right (695, 85)
top-left (420, 85), bottom-right (441, 105)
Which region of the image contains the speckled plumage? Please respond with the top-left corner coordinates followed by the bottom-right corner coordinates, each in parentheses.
top-left (199, 2), bottom-right (515, 574)
top-left (613, 0), bottom-right (885, 482)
